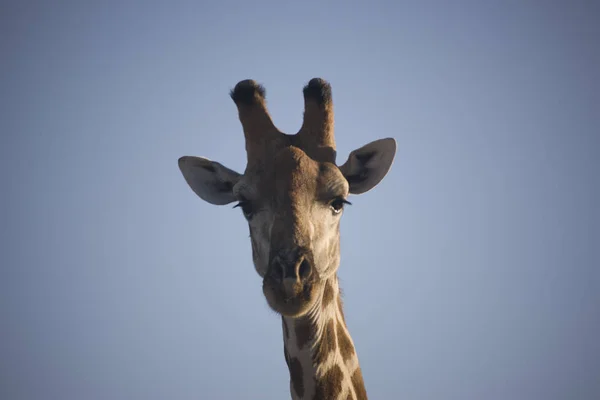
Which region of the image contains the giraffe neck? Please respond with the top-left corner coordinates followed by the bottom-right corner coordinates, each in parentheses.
top-left (282, 275), bottom-right (368, 400)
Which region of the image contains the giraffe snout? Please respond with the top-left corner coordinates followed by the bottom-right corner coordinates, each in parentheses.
top-left (263, 248), bottom-right (319, 317)
top-left (270, 249), bottom-right (313, 285)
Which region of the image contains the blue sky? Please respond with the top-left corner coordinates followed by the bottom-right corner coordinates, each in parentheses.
top-left (1, 1), bottom-right (599, 399)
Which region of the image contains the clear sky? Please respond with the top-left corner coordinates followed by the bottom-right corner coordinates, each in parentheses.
top-left (1, 1), bottom-right (599, 399)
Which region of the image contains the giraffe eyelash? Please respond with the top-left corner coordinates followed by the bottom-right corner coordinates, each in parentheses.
top-left (233, 200), bottom-right (253, 218)
top-left (330, 198), bottom-right (351, 214)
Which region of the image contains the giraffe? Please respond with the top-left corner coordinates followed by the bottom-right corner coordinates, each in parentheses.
top-left (178, 78), bottom-right (396, 399)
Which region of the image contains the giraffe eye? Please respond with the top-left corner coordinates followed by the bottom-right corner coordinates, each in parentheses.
top-left (234, 201), bottom-right (254, 219)
top-left (330, 198), bottom-right (351, 215)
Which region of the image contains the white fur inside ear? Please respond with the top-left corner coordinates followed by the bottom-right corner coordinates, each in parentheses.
top-left (339, 138), bottom-right (397, 194)
top-left (178, 156), bottom-right (241, 205)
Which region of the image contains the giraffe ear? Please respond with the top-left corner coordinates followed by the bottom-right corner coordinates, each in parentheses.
top-left (178, 156), bottom-right (241, 205)
top-left (339, 138), bottom-right (397, 195)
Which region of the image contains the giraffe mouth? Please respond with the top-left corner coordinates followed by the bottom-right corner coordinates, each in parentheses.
top-left (282, 282), bottom-right (311, 303)
top-left (262, 276), bottom-right (319, 317)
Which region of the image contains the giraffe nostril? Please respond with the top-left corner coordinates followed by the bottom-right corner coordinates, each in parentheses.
top-left (298, 258), bottom-right (311, 279)
top-left (270, 250), bottom-right (312, 282)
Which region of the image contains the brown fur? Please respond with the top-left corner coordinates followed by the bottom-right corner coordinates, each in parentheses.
top-left (231, 78), bottom-right (337, 166)
top-left (313, 364), bottom-right (344, 400)
top-left (337, 320), bottom-right (355, 362)
top-left (313, 319), bottom-right (337, 366)
top-left (297, 78), bottom-right (335, 156)
top-left (289, 357), bottom-right (305, 397)
top-left (295, 318), bottom-right (312, 349)
top-left (351, 368), bottom-right (368, 400)
top-left (321, 281), bottom-right (335, 311)
top-left (230, 79), bottom-right (282, 161)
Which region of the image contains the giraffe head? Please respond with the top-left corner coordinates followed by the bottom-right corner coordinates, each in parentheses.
top-left (179, 78), bottom-right (396, 318)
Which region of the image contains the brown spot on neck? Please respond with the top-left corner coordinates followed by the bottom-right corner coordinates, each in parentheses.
top-left (336, 320), bottom-right (355, 362)
top-left (313, 364), bottom-right (344, 400)
top-left (295, 317), bottom-right (313, 349)
top-left (313, 318), bottom-right (337, 366)
top-left (289, 357), bottom-right (305, 397)
top-left (351, 368), bottom-right (368, 400)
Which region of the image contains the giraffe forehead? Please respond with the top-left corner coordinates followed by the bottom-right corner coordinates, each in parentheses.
top-left (274, 146), bottom-right (319, 193)
top-left (236, 145), bottom-right (348, 206)
top-left (267, 146), bottom-right (348, 200)
top-left (274, 146), bottom-right (317, 175)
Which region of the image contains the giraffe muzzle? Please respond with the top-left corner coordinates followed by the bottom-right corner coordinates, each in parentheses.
top-left (262, 249), bottom-right (320, 317)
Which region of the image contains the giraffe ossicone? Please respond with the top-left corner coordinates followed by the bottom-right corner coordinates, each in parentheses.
top-left (179, 78), bottom-right (396, 399)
